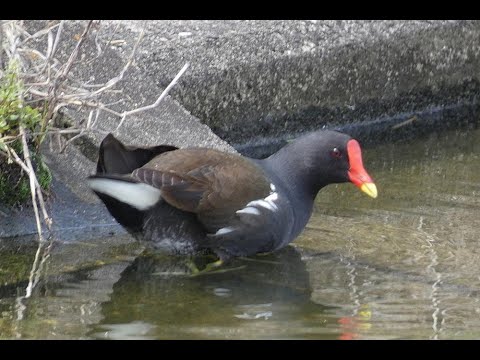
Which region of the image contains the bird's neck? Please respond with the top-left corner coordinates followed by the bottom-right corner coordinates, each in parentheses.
top-left (259, 151), bottom-right (329, 240)
top-left (264, 146), bottom-right (330, 199)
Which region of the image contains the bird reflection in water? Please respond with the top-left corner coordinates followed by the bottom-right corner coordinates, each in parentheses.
top-left (90, 246), bottom-right (332, 339)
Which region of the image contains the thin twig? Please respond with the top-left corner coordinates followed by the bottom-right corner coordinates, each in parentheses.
top-left (58, 124), bottom-right (113, 153)
top-left (6, 134), bottom-right (52, 232)
top-left (22, 22), bottom-right (61, 43)
top-left (90, 108), bottom-right (101, 128)
top-left (57, 21), bottom-right (93, 82)
top-left (86, 28), bottom-right (144, 99)
top-left (59, 131), bottom-right (87, 153)
top-left (19, 130), bottom-right (45, 302)
top-left (50, 21), bottom-right (64, 60)
top-left (2, 21), bottom-right (193, 307)
top-left (6, 21), bottom-right (186, 154)
top-left (31, 238), bottom-right (54, 293)
top-left (30, 128), bottom-right (110, 137)
top-left (15, 127), bottom-right (54, 301)
top-left (115, 62), bottom-right (189, 131)
top-left (19, 127), bottom-right (52, 230)
top-left (43, 20), bottom-right (94, 130)
top-left (0, 20), bottom-right (4, 69)
top-left (24, 242), bottom-right (45, 299)
top-left (391, 116), bottom-right (419, 130)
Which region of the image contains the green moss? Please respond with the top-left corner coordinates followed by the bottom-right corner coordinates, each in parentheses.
top-left (0, 139), bottom-right (30, 206)
top-left (0, 60), bottom-right (51, 206)
top-left (0, 150), bottom-right (52, 206)
top-left (18, 177), bottom-right (31, 201)
top-left (0, 62), bottom-right (42, 137)
top-left (37, 158), bottom-right (52, 191)
top-left (0, 169), bottom-right (30, 206)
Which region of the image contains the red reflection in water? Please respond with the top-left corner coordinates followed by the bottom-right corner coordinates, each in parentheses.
top-left (337, 305), bottom-right (372, 340)
top-left (338, 316), bottom-right (360, 340)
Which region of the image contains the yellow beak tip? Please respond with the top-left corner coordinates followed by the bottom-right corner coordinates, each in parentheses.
top-left (360, 183), bottom-right (378, 198)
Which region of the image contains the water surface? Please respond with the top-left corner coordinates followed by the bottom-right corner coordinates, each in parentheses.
top-left (1, 127), bottom-right (479, 339)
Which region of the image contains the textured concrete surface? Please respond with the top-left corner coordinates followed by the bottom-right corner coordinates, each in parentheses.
top-left (0, 176), bottom-right (124, 238)
top-left (98, 20), bottom-right (480, 145)
top-left (26, 20), bottom-right (480, 148)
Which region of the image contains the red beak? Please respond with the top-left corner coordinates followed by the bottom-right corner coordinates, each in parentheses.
top-left (346, 139), bottom-right (377, 198)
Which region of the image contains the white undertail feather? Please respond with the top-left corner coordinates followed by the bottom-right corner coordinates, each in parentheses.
top-left (87, 178), bottom-right (162, 211)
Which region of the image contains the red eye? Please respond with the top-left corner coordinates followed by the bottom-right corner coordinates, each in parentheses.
top-left (331, 147), bottom-right (342, 158)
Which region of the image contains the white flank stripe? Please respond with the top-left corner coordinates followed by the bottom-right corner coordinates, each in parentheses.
top-left (256, 199), bottom-right (276, 212)
top-left (265, 191), bottom-right (279, 203)
top-left (87, 178), bottom-right (162, 211)
top-left (236, 207), bottom-right (261, 216)
top-left (215, 227), bottom-right (235, 236)
top-left (243, 189), bottom-right (279, 213)
top-left (246, 199), bottom-right (274, 212)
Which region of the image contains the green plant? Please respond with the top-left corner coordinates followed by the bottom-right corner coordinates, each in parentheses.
top-left (0, 60), bottom-right (51, 206)
top-left (0, 62), bottom-right (42, 140)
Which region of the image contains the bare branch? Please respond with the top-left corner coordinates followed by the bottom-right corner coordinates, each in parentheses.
top-left (11, 128), bottom-right (52, 231)
top-left (59, 131), bottom-right (87, 153)
top-left (90, 108), bottom-right (101, 128)
top-left (7, 128), bottom-right (55, 302)
top-left (84, 22), bottom-right (123, 68)
top-left (22, 22), bottom-right (61, 43)
top-left (0, 20), bottom-right (15, 28)
top-left (46, 28), bottom-right (54, 60)
top-left (0, 20), bottom-right (4, 69)
top-left (41, 21), bottom-right (94, 131)
top-left (115, 62), bottom-right (189, 131)
top-left (84, 28), bottom-right (144, 99)
top-left (24, 242), bottom-right (44, 299)
top-left (86, 110), bottom-right (95, 129)
top-left (26, 87), bottom-right (48, 97)
top-left (57, 20), bottom-right (93, 83)
top-left (5, 147), bottom-right (31, 175)
top-left (50, 21), bottom-right (64, 59)
top-left (1, 21), bottom-right (194, 304)
top-left (6, 22), bottom-right (189, 153)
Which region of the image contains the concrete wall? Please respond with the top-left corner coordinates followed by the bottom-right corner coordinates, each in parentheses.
top-left (107, 20), bottom-right (480, 145)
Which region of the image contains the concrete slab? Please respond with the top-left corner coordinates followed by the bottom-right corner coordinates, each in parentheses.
top-left (98, 20), bottom-right (480, 145)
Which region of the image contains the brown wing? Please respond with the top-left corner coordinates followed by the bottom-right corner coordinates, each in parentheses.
top-left (131, 148), bottom-right (272, 231)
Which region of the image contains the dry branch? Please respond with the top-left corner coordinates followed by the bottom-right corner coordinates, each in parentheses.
top-left (115, 62), bottom-right (190, 131)
top-left (2, 20), bottom-right (191, 303)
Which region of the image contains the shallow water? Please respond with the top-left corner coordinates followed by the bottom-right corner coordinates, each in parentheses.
top-left (1, 127), bottom-right (479, 339)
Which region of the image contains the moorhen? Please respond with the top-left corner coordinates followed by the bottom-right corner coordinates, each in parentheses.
top-left (87, 130), bottom-right (377, 263)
